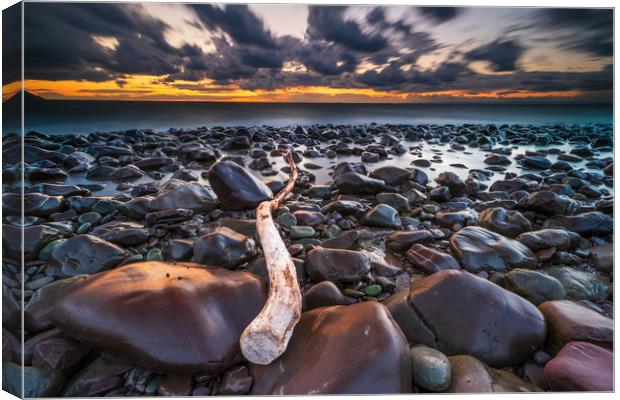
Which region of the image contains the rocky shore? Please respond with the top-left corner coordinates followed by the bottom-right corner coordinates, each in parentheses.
top-left (2, 122), bottom-right (614, 396)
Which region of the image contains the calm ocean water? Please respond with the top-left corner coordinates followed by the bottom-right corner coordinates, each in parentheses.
top-left (3, 101), bottom-right (613, 135)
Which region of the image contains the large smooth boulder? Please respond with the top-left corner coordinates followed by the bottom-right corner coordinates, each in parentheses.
top-left (51, 262), bottom-right (267, 375)
top-left (304, 248), bottom-right (371, 283)
top-left (148, 179), bottom-right (217, 212)
top-left (478, 207), bottom-right (531, 238)
top-left (91, 221), bottom-right (149, 246)
top-left (435, 172), bottom-right (465, 196)
top-left (192, 227), bottom-right (256, 269)
top-left (49, 235), bottom-right (126, 277)
top-left (449, 226), bottom-right (537, 272)
top-left (543, 341), bottom-right (613, 391)
top-left (207, 160), bottom-right (273, 210)
top-left (251, 302), bottom-right (411, 394)
top-left (447, 355), bottom-right (541, 393)
top-left (369, 166), bottom-right (411, 185)
top-left (25, 276), bottom-right (84, 333)
top-left (539, 300), bottom-right (613, 354)
top-left (360, 204), bottom-right (401, 228)
top-left (390, 270), bottom-right (546, 367)
top-left (544, 212), bottom-right (613, 236)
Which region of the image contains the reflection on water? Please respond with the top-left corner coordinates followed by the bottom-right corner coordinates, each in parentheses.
top-left (9, 101), bottom-right (614, 135)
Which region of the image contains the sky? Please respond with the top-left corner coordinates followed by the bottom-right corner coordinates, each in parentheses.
top-left (2, 3), bottom-right (613, 103)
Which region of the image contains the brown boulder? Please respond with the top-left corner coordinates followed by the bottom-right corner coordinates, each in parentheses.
top-left (391, 270), bottom-right (546, 367)
top-left (51, 262), bottom-right (266, 375)
top-left (543, 341), bottom-right (613, 391)
top-left (539, 300), bottom-right (613, 354)
top-left (251, 302), bottom-right (411, 394)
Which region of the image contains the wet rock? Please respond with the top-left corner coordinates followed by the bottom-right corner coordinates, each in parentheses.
top-left (302, 281), bottom-right (346, 311)
top-left (321, 200), bottom-right (366, 215)
top-left (434, 209), bottom-right (478, 230)
top-left (251, 302), bottom-right (411, 394)
top-left (435, 172), bottom-right (465, 196)
top-left (246, 257), bottom-right (306, 287)
top-left (450, 226), bottom-right (537, 272)
top-left (405, 244), bottom-right (459, 273)
top-left (484, 154), bottom-right (511, 165)
top-left (392, 270), bottom-right (546, 367)
top-left (145, 208), bottom-right (193, 225)
top-left (489, 178), bottom-right (530, 193)
top-left (61, 355), bottom-right (132, 397)
top-left (446, 355), bottom-right (541, 393)
top-left (49, 235), bottom-right (126, 277)
top-left (522, 155), bottom-right (552, 169)
top-left (164, 239), bottom-right (194, 261)
top-left (361, 204), bottom-right (401, 228)
top-left (305, 247), bottom-right (371, 283)
top-left (2, 285), bottom-right (20, 330)
top-left (516, 229), bottom-right (572, 252)
top-left (525, 191), bottom-right (578, 216)
top-left (207, 160), bottom-right (273, 210)
top-left (192, 227), bottom-right (255, 269)
top-left (51, 262), bottom-right (266, 375)
top-left (478, 207), bottom-right (532, 238)
top-left (504, 268), bottom-right (565, 305)
top-left (91, 221), bottom-right (149, 246)
top-left (157, 374), bottom-right (192, 396)
top-left (386, 230), bottom-right (434, 252)
top-left (25, 276), bottom-right (83, 333)
top-left (2, 362), bottom-right (65, 397)
top-left (376, 192), bottom-right (409, 212)
top-left (539, 300), bottom-right (613, 354)
top-left (293, 210), bottom-right (327, 227)
top-left (215, 365), bottom-right (253, 395)
top-left (544, 211), bottom-right (613, 236)
top-left (334, 172), bottom-right (388, 195)
top-left (33, 183), bottom-right (90, 197)
top-left (149, 179), bottom-right (217, 212)
top-left (410, 345), bottom-right (451, 392)
top-left (542, 266), bottom-right (610, 302)
top-left (3, 192), bottom-right (65, 217)
top-left (369, 166), bottom-right (411, 185)
top-left (111, 165), bottom-right (144, 180)
top-left (3, 224), bottom-right (64, 261)
top-left (543, 341), bottom-right (612, 391)
top-left (32, 337), bottom-right (90, 374)
top-left (590, 243), bottom-right (613, 272)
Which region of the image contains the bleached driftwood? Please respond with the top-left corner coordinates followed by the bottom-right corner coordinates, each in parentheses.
top-left (240, 150), bottom-right (302, 365)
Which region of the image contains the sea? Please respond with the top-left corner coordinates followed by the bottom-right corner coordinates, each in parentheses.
top-left (2, 100), bottom-right (613, 135)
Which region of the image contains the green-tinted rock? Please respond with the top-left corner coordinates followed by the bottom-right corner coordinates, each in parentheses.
top-left (38, 239), bottom-right (66, 261)
top-left (364, 284), bottom-right (383, 297)
top-left (290, 226), bottom-right (316, 239)
top-left (411, 345), bottom-right (451, 391)
top-left (277, 213), bottom-right (297, 228)
top-left (542, 266), bottom-right (610, 302)
top-left (146, 248), bottom-right (164, 261)
top-left (504, 269), bottom-right (566, 305)
top-left (2, 362), bottom-right (65, 397)
top-left (77, 222), bottom-right (92, 234)
top-left (322, 224), bottom-right (341, 239)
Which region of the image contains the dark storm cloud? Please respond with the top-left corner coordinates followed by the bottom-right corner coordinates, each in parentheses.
top-left (306, 6), bottom-right (388, 52)
top-left (534, 9), bottom-right (613, 57)
top-left (2, 3), bottom-right (21, 85)
top-left (24, 3), bottom-right (187, 81)
top-left (189, 4), bottom-right (277, 49)
top-left (417, 7), bottom-right (462, 24)
top-left (465, 39), bottom-right (524, 72)
top-left (20, 3), bottom-right (613, 102)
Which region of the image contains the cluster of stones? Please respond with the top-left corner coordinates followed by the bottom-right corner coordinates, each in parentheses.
top-left (1, 122), bottom-right (613, 396)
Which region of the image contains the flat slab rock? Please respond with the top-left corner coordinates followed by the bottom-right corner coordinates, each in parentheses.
top-left (251, 302), bottom-right (411, 395)
top-left (51, 262), bottom-right (266, 375)
top-left (543, 341), bottom-right (613, 391)
top-left (387, 269), bottom-right (546, 367)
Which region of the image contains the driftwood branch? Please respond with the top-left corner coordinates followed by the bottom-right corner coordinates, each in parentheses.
top-left (240, 150), bottom-right (302, 365)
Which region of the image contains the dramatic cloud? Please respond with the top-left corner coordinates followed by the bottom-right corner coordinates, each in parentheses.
top-left (465, 39), bottom-right (524, 72)
top-left (16, 4), bottom-right (614, 103)
top-left (417, 7), bottom-right (462, 24)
